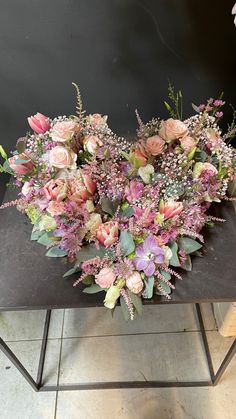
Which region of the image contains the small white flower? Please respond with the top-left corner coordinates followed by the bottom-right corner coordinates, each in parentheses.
top-left (232, 3), bottom-right (236, 26)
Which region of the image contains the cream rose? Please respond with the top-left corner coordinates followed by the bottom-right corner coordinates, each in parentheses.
top-left (47, 201), bottom-right (65, 216)
top-left (85, 213), bottom-right (102, 235)
top-left (51, 120), bottom-right (79, 142)
top-left (126, 272), bottom-right (143, 294)
top-left (83, 135), bottom-right (103, 154)
top-left (49, 146), bottom-right (77, 169)
top-left (179, 136), bottom-right (196, 153)
top-left (159, 118), bottom-right (188, 142)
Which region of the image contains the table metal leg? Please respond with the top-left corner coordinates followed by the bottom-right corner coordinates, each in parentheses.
top-left (36, 310), bottom-right (51, 387)
top-left (196, 303), bottom-right (236, 386)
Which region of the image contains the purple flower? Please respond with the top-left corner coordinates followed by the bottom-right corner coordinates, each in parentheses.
top-left (197, 104), bottom-right (205, 112)
top-left (133, 235), bottom-right (164, 277)
top-left (213, 100), bottom-right (225, 107)
top-left (215, 111), bottom-right (223, 118)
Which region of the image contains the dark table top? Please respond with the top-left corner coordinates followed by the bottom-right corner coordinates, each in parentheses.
top-left (0, 187), bottom-right (235, 311)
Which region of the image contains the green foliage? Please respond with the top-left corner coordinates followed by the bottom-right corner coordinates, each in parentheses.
top-left (155, 280), bottom-right (171, 296)
top-left (119, 206), bottom-right (134, 218)
top-left (181, 255), bottom-right (192, 271)
top-left (0, 145), bottom-right (7, 160)
top-left (164, 83), bottom-right (183, 120)
top-left (120, 297), bottom-right (131, 321)
top-left (76, 244), bottom-right (115, 263)
top-left (101, 197), bottom-right (120, 216)
top-left (169, 241), bottom-right (181, 267)
top-left (83, 284), bottom-right (104, 294)
top-left (127, 290), bottom-right (142, 315)
top-left (119, 230), bottom-right (135, 256)
top-left (16, 139), bottom-right (26, 154)
top-left (45, 247), bottom-right (67, 258)
top-left (63, 267), bottom-right (80, 278)
top-left (142, 276), bottom-right (154, 299)
top-left (178, 237), bottom-right (202, 254)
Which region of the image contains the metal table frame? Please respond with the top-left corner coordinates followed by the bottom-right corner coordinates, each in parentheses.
top-left (0, 303), bottom-right (235, 392)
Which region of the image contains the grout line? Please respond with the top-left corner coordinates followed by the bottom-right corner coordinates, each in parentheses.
top-left (53, 309), bottom-right (65, 419)
top-left (3, 328), bottom-right (218, 343)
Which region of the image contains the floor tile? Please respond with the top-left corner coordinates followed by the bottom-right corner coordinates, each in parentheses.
top-left (0, 340), bottom-right (58, 419)
top-left (0, 309), bottom-right (64, 341)
top-left (63, 304), bottom-right (216, 339)
top-left (59, 332), bottom-right (209, 383)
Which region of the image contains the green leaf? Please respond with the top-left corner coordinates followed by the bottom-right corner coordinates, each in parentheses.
top-left (13, 158), bottom-right (30, 164)
top-left (178, 237), bottom-right (202, 254)
top-left (63, 267), bottom-right (80, 278)
top-left (101, 197), bottom-right (119, 216)
top-left (0, 145), bottom-right (7, 160)
top-left (120, 297), bottom-right (131, 321)
top-left (155, 280), bottom-right (171, 295)
top-left (169, 241), bottom-right (181, 267)
top-left (3, 160), bottom-right (14, 175)
top-left (195, 150), bottom-right (207, 163)
top-left (192, 103), bottom-right (200, 113)
top-left (76, 245), bottom-right (107, 263)
top-left (83, 284), bottom-right (104, 294)
top-left (127, 290), bottom-right (142, 315)
top-left (159, 269), bottom-right (171, 281)
top-left (82, 275), bottom-right (94, 285)
top-left (37, 232), bottom-right (53, 246)
top-left (31, 229), bottom-right (44, 241)
top-left (119, 230), bottom-right (135, 256)
top-left (46, 247), bottom-right (67, 258)
top-left (142, 276), bottom-right (154, 299)
top-left (181, 255), bottom-right (192, 271)
top-left (119, 206), bottom-right (134, 218)
top-left (120, 151), bottom-right (130, 161)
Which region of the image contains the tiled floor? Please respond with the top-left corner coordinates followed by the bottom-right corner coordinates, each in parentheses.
top-left (0, 304), bottom-right (235, 419)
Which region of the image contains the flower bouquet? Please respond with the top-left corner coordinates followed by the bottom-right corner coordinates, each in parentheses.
top-left (0, 84), bottom-right (235, 320)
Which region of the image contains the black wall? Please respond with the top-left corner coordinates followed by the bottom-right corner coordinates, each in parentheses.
top-left (0, 0), bottom-right (235, 153)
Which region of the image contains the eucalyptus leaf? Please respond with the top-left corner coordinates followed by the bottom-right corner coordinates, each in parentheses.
top-left (142, 276), bottom-right (154, 299)
top-left (46, 247), bottom-right (67, 258)
top-left (101, 197), bottom-right (120, 216)
top-left (14, 158), bottom-right (30, 165)
top-left (76, 244), bottom-right (106, 262)
top-left (169, 241), bottom-right (181, 267)
top-left (127, 290), bottom-right (142, 315)
top-left (181, 255), bottom-right (192, 271)
top-left (155, 280), bottom-right (171, 295)
top-left (16, 140), bottom-right (26, 154)
top-left (119, 230), bottom-right (135, 256)
top-left (119, 206), bottom-right (134, 218)
top-left (120, 297), bottom-right (131, 321)
top-left (82, 275), bottom-right (94, 285)
top-left (83, 284), bottom-right (104, 294)
top-left (3, 160), bottom-right (14, 175)
top-left (178, 237), bottom-right (202, 254)
top-left (31, 229), bottom-right (44, 241)
top-left (159, 269), bottom-right (171, 281)
top-left (37, 232), bottom-right (53, 246)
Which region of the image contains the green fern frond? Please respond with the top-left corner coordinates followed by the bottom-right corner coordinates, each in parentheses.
top-left (72, 82), bottom-right (84, 118)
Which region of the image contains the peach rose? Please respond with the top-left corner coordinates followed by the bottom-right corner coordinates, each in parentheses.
top-left (68, 170), bottom-right (96, 202)
top-left (49, 146), bottom-right (77, 169)
top-left (43, 178), bottom-right (67, 201)
top-left (146, 135), bottom-right (165, 156)
top-left (51, 120), bottom-right (79, 142)
top-left (87, 113), bottom-right (108, 128)
top-left (96, 221), bottom-right (119, 247)
top-left (83, 135), bottom-right (103, 154)
top-left (8, 151), bottom-right (35, 176)
top-left (126, 272), bottom-right (143, 294)
top-left (47, 201), bottom-right (65, 216)
top-left (179, 136), bottom-right (196, 153)
top-left (160, 200), bottom-right (184, 220)
top-left (159, 118), bottom-right (188, 142)
top-left (95, 267), bottom-right (116, 289)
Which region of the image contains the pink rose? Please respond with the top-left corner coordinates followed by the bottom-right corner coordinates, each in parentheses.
top-left (87, 113), bottom-right (108, 128)
top-left (206, 129), bottom-right (221, 150)
top-left (28, 113), bottom-right (50, 134)
top-left (133, 206), bottom-right (156, 227)
top-left (159, 118), bottom-right (188, 142)
top-left (47, 201), bottom-right (65, 216)
top-left (68, 170), bottom-right (96, 202)
top-left (179, 135), bottom-right (196, 153)
top-left (95, 267), bottom-right (116, 289)
top-left (96, 221), bottom-right (119, 247)
top-left (126, 272), bottom-right (143, 294)
top-left (202, 162), bottom-right (218, 176)
top-left (160, 200), bottom-right (184, 220)
top-left (83, 135), bottom-right (103, 154)
top-left (146, 135), bottom-right (165, 156)
top-left (51, 120), bottom-right (79, 142)
top-left (8, 151), bottom-right (35, 175)
top-left (43, 179), bottom-right (67, 201)
top-left (49, 146), bottom-right (77, 169)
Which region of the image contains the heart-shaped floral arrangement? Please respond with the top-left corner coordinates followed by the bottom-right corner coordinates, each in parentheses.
top-left (0, 84), bottom-right (235, 320)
